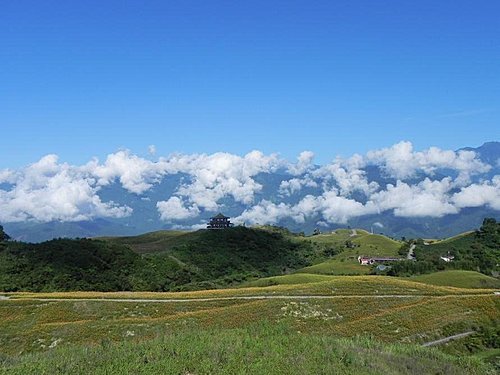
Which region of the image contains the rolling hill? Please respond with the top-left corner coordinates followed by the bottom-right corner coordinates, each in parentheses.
top-left (0, 227), bottom-right (317, 292)
top-left (406, 218), bottom-right (500, 277)
top-left (410, 270), bottom-right (500, 289)
top-left (1, 276), bottom-right (498, 373)
top-left (2, 220), bottom-right (499, 293)
top-left (294, 229), bottom-right (402, 275)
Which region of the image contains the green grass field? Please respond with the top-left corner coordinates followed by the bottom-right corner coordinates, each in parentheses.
top-left (7, 275), bottom-right (497, 300)
top-left (431, 231), bottom-right (475, 244)
top-left (410, 270), bottom-right (500, 289)
top-left (99, 230), bottom-right (192, 254)
top-left (242, 273), bottom-right (336, 287)
top-left (297, 259), bottom-right (370, 275)
top-left (244, 270), bottom-right (500, 289)
top-left (1, 274), bottom-right (498, 373)
top-left (0, 322), bottom-right (494, 375)
top-left (294, 229), bottom-right (402, 275)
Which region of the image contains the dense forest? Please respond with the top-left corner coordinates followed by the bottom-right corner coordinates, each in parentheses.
top-left (0, 226), bottom-right (315, 292)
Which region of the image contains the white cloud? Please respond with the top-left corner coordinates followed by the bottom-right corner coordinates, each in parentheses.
top-left (235, 200), bottom-right (293, 225)
top-left (0, 155), bottom-right (131, 222)
top-left (237, 192), bottom-right (373, 225)
top-left (156, 197), bottom-right (200, 221)
top-left (164, 151), bottom-right (282, 211)
top-left (288, 151), bottom-right (315, 175)
top-left (279, 177), bottom-right (318, 196)
top-left (366, 141), bottom-right (490, 181)
top-left (367, 178), bottom-right (458, 217)
top-left (148, 145), bottom-right (157, 155)
top-left (312, 161), bottom-right (378, 196)
top-left (92, 150), bottom-right (168, 194)
top-left (452, 176), bottom-right (500, 210)
top-left (0, 169), bottom-right (16, 184)
top-left (0, 142), bottom-right (496, 224)
top-left (317, 191), bottom-right (373, 223)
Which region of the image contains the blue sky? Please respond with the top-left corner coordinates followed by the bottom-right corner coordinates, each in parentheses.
top-left (1, 0), bottom-right (499, 167)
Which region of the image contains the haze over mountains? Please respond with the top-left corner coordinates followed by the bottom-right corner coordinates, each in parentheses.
top-left (2, 141), bottom-right (499, 242)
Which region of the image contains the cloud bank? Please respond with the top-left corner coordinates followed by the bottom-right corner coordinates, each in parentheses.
top-left (0, 142), bottom-right (497, 225)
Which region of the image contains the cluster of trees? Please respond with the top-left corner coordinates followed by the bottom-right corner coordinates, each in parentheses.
top-left (163, 227), bottom-right (315, 290)
top-left (0, 226), bottom-right (316, 292)
top-left (387, 218), bottom-right (500, 277)
top-left (0, 225), bottom-right (10, 242)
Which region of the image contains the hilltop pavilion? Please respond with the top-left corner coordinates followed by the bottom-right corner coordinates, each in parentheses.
top-left (207, 213), bottom-right (234, 229)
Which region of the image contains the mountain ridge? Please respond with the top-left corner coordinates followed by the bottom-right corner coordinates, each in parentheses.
top-left (3, 141), bottom-right (499, 242)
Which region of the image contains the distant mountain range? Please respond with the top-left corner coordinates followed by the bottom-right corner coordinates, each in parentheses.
top-left (2, 141), bottom-right (499, 242)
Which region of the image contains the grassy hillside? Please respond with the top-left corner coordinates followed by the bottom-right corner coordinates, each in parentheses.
top-left (0, 322), bottom-right (494, 375)
top-left (430, 231), bottom-right (475, 244)
top-left (410, 271), bottom-right (500, 289)
top-left (243, 271), bottom-right (500, 290)
top-left (0, 227), bottom-right (317, 292)
top-left (294, 229), bottom-right (401, 275)
top-left (99, 230), bottom-right (187, 254)
top-left (8, 275), bottom-right (497, 301)
top-left (115, 226), bottom-right (317, 289)
top-left (1, 277), bottom-right (498, 371)
top-left (390, 218), bottom-right (500, 277)
top-left (243, 273), bottom-right (337, 287)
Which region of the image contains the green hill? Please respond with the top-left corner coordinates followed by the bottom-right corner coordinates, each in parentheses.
top-left (410, 270), bottom-right (500, 289)
top-left (98, 230), bottom-right (188, 254)
top-left (1, 221), bottom-right (498, 292)
top-left (389, 218), bottom-right (500, 277)
top-left (294, 229), bottom-right (402, 275)
top-left (242, 270), bottom-right (500, 290)
top-left (0, 227), bottom-right (316, 292)
top-left (0, 238), bottom-right (151, 292)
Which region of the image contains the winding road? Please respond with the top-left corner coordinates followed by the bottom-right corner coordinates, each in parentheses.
top-left (407, 243), bottom-right (416, 260)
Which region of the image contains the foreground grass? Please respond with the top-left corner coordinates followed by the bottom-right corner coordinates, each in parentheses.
top-left (410, 271), bottom-right (500, 289)
top-left (0, 322), bottom-right (494, 375)
top-left (1, 286), bottom-right (498, 357)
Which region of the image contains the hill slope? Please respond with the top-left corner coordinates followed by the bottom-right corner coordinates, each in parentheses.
top-left (294, 229), bottom-right (401, 275)
top-left (410, 270), bottom-right (500, 289)
top-left (389, 218), bottom-right (500, 277)
top-left (0, 227), bottom-right (316, 292)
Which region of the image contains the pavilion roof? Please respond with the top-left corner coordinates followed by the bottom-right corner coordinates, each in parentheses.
top-left (212, 213), bottom-right (229, 219)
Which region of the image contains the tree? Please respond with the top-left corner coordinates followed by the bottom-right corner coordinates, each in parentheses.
top-left (0, 225), bottom-right (10, 241)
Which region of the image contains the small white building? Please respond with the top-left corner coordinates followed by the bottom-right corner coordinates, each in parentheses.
top-left (358, 256), bottom-right (371, 265)
top-left (358, 256), bottom-right (402, 265)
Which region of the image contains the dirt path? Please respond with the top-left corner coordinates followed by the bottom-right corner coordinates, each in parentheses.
top-left (422, 331), bottom-right (475, 347)
top-left (350, 229), bottom-right (357, 237)
top-left (407, 243), bottom-right (416, 260)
